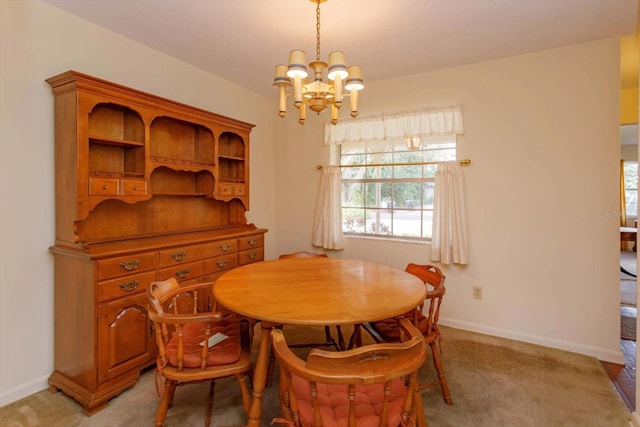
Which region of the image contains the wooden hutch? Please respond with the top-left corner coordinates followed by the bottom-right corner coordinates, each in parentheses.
top-left (46, 71), bottom-right (266, 414)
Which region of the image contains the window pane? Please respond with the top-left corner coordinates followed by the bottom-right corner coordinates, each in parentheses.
top-left (343, 208), bottom-right (365, 233)
top-left (423, 182), bottom-right (435, 209)
top-left (624, 161), bottom-right (638, 218)
top-left (380, 165), bottom-right (393, 179)
top-left (392, 209), bottom-right (422, 237)
top-left (365, 182), bottom-right (378, 208)
top-left (342, 182), bottom-right (364, 207)
top-left (402, 164), bottom-right (423, 178)
top-left (342, 166), bottom-right (366, 180)
top-left (422, 210), bottom-right (434, 239)
top-left (393, 182), bottom-right (421, 208)
top-left (626, 190), bottom-right (637, 217)
top-left (366, 209), bottom-right (391, 235)
top-left (424, 164), bottom-right (437, 178)
top-left (624, 161), bottom-right (638, 190)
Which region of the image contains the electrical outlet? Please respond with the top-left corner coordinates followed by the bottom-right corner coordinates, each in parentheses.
top-left (473, 286), bottom-right (483, 300)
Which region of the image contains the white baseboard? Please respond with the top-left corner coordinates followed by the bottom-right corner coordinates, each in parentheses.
top-left (440, 317), bottom-right (625, 365)
top-left (0, 375), bottom-right (49, 408)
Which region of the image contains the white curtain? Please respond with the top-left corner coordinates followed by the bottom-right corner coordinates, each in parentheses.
top-left (431, 162), bottom-right (468, 264)
top-left (312, 166), bottom-right (344, 250)
top-left (324, 105), bottom-right (464, 145)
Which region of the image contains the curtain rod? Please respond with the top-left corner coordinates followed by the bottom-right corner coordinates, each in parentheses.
top-left (316, 158), bottom-right (471, 170)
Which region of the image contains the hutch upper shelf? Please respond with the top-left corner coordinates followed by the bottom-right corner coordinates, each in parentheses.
top-left (46, 70), bottom-right (254, 244)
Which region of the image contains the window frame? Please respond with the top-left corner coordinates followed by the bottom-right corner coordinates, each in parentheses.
top-left (339, 136), bottom-right (457, 242)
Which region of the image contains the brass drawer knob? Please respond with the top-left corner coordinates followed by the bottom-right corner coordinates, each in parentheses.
top-left (248, 239), bottom-right (257, 246)
top-left (119, 260), bottom-right (140, 271)
top-left (119, 280), bottom-right (140, 291)
top-left (175, 268), bottom-right (191, 279)
top-left (219, 244), bottom-right (231, 252)
top-left (216, 260), bottom-right (228, 268)
top-left (171, 252), bottom-right (186, 261)
top-left (247, 252), bottom-right (257, 260)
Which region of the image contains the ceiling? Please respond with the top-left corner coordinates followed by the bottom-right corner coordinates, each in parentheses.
top-left (42, 0), bottom-right (638, 97)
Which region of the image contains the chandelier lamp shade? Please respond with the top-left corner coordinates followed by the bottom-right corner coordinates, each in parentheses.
top-left (273, 0), bottom-right (364, 125)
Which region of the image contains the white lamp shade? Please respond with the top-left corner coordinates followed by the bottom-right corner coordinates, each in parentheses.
top-left (345, 65), bottom-right (364, 91)
top-left (287, 50), bottom-right (309, 78)
top-left (327, 51), bottom-right (348, 80)
top-left (273, 64), bottom-right (292, 87)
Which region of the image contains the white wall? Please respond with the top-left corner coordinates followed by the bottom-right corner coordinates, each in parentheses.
top-left (275, 39), bottom-right (623, 364)
top-left (0, 0), bottom-right (278, 405)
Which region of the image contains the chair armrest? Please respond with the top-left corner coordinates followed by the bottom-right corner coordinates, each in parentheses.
top-left (271, 318), bottom-right (426, 384)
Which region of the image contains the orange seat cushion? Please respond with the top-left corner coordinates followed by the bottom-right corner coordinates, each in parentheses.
top-left (371, 313), bottom-right (427, 341)
top-left (166, 319), bottom-right (241, 368)
top-left (290, 375), bottom-right (407, 427)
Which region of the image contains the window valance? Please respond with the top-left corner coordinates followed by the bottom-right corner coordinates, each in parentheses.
top-left (324, 104), bottom-right (464, 146)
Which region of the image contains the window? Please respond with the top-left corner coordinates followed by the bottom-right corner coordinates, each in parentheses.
top-left (340, 136), bottom-right (457, 241)
top-left (624, 161), bottom-right (638, 219)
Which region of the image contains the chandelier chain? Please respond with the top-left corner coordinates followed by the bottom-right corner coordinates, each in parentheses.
top-left (315, 0), bottom-right (321, 61)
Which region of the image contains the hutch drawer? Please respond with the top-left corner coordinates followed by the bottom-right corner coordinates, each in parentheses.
top-left (97, 252), bottom-right (157, 281)
top-left (98, 271), bottom-right (156, 302)
top-left (238, 247), bottom-right (264, 265)
top-left (158, 260), bottom-right (204, 283)
top-left (238, 233), bottom-right (264, 250)
top-left (203, 253), bottom-right (238, 274)
top-left (205, 239), bottom-right (236, 256)
top-left (121, 179), bottom-right (147, 196)
top-left (158, 243), bottom-right (209, 266)
top-left (217, 183), bottom-right (233, 196)
top-left (89, 178), bottom-right (119, 196)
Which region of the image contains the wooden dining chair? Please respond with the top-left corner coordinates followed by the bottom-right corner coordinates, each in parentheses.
top-left (361, 263), bottom-right (453, 405)
top-left (147, 278), bottom-right (253, 427)
top-left (270, 317), bottom-right (427, 427)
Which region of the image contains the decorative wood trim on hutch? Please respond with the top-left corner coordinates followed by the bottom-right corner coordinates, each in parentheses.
top-left (46, 70), bottom-right (267, 415)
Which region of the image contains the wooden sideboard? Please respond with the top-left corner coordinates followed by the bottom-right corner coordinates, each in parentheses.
top-left (46, 71), bottom-right (266, 414)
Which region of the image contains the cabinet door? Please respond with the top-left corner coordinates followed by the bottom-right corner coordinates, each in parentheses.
top-left (98, 293), bottom-right (155, 383)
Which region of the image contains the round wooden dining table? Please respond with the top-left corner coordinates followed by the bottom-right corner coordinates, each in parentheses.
top-left (213, 257), bottom-right (427, 427)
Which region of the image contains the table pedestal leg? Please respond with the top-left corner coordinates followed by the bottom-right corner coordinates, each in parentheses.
top-left (247, 322), bottom-right (272, 427)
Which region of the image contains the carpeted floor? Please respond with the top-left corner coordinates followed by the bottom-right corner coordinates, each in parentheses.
top-left (0, 324), bottom-right (631, 427)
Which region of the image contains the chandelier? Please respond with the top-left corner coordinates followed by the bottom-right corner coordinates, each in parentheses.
top-left (273, 0), bottom-right (364, 125)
